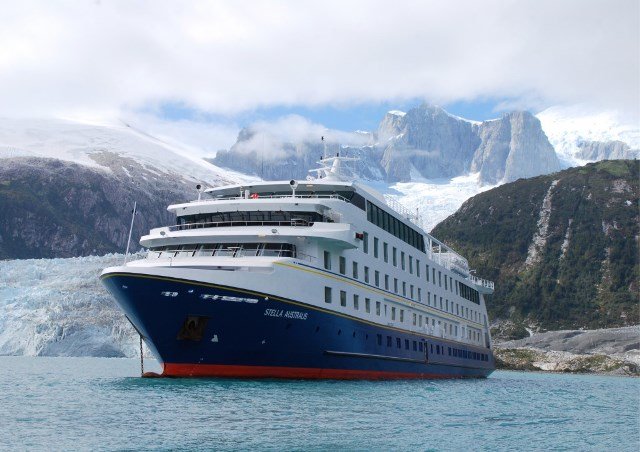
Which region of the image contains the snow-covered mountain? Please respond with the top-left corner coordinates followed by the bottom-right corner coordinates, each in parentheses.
top-left (0, 116), bottom-right (250, 185)
top-left (536, 106), bottom-right (640, 167)
top-left (213, 104), bottom-right (562, 186)
top-left (0, 117), bottom-right (258, 259)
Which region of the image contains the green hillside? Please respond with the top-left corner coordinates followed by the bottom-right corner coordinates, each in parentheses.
top-left (432, 160), bottom-right (639, 332)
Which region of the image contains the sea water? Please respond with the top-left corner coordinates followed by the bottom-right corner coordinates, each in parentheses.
top-left (0, 357), bottom-right (637, 451)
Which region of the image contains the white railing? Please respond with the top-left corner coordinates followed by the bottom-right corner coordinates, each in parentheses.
top-left (467, 275), bottom-right (495, 290)
top-left (193, 193), bottom-right (351, 203)
top-left (384, 196), bottom-right (423, 229)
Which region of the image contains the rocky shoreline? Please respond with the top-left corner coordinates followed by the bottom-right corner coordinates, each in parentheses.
top-left (493, 326), bottom-right (639, 376)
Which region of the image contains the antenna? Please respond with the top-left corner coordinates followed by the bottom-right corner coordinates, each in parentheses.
top-left (322, 135), bottom-right (326, 160)
top-left (261, 134), bottom-right (265, 180)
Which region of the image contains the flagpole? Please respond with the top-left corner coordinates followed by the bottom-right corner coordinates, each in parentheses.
top-left (123, 201), bottom-right (137, 264)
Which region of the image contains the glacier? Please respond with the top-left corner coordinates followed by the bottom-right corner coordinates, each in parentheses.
top-left (0, 254), bottom-right (140, 357)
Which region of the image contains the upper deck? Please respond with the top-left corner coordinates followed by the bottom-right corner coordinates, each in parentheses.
top-left (156, 178), bottom-right (495, 292)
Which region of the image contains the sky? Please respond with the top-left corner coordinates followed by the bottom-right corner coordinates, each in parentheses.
top-left (0, 0), bottom-right (637, 153)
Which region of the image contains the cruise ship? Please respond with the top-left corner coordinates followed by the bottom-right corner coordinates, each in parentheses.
top-left (101, 155), bottom-right (496, 379)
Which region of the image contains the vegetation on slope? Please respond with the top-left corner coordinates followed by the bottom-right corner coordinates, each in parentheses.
top-left (432, 160), bottom-right (639, 331)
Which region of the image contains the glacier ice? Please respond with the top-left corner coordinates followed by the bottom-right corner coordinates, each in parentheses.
top-left (0, 254), bottom-right (141, 357)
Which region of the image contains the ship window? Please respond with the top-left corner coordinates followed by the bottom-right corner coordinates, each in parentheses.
top-left (400, 309), bottom-right (404, 322)
top-left (195, 244), bottom-right (217, 257)
top-left (175, 244), bottom-right (197, 257)
top-left (391, 307), bottom-right (396, 320)
top-left (324, 251), bottom-right (331, 270)
top-left (405, 339), bottom-right (410, 350)
top-left (425, 264), bottom-right (429, 282)
top-left (377, 334), bottom-right (382, 346)
top-left (401, 251), bottom-right (405, 270)
top-left (385, 275), bottom-right (389, 290)
top-left (353, 294), bottom-right (359, 310)
top-left (413, 313), bottom-right (417, 326)
top-left (438, 271), bottom-right (442, 287)
top-left (444, 276), bottom-right (448, 290)
top-left (396, 338), bottom-right (401, 348)
top-left (339, 256), bottom-right (346, 275)
top-left (417, 287), bottom-right (421, 302)
top-left (383, 242), bottom-right (389, 262)
top-left (413, 341), bottom-right (417, 351)
top-left (419, 342), bottom-right (423, 352)
top-left (365, 298), bottom-right (371, 313)
top-left (394, 278), bottom-right (398, 293)
top-left (436, 345), bottom-right (440, 354)
top-left (410, 285), bottom-right (414, 299)
top-left (387, 336), bottom-right (392, 347)
top-left (376, 301), bottom-right (381, 316)
top-left (402, 282), bottom-right (406, 296)
top-left (340, 290), bottom-right (347, 307)
top-left (419, 315), bottom-right (422, 327)
top-left (416, 259), bottom-right (420, 277)
top-left (392, 247), bottom-right (397, 266)
top-left (363, 232), bottom-right (369, 254)
top-left (432, 268), bottom-right (436, 284)
top-left (374, 270), bottom-right (379, 287)
top-left (352, 261), bottom-right (358, 279)
top-left (373, 237), bottom-right (379, 258)
top-left (324, 287), bottom-right (332, 304)
top-left (427, 291), bottom-right (431, 306)
top-left (409, 256), bottom-right (413, 274)
top-left (364, 266), bottom-right (369, 283)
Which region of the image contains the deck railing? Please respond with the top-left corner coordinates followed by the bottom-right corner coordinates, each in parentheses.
top-left (167, 219), bottom-right (314, 231)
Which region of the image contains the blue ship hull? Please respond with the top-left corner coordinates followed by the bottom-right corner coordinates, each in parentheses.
top-left (101, 272), bottom-right (495, 379)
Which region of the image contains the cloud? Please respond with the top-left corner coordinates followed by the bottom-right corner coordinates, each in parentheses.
top-left (0, 0), bottom-right (637, 122)
top-left (231, 114), bottom-right (371, 158)
top-left (121, 113), bottom-right (240, 157)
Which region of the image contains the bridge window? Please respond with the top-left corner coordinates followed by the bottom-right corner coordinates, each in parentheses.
top-left (177, 210), bottom-right (327, 229)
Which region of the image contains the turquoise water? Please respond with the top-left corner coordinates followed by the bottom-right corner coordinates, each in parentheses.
top-left (0, 357), bottom-right (638, 451)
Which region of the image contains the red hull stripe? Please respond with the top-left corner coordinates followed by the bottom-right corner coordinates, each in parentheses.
top-left (162, 363), bottom-right (476, 380)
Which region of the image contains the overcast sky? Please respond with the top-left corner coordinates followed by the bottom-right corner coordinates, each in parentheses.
top-left (0, 0), bottom-right (637, 151)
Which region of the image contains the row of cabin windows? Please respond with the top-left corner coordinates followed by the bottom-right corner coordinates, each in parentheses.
top-left (323, 286), bottom-right (479, 342)
top-left (369, 235), bottom-right (481, 306)
top-left (375, 334), bottom-right (425, 353)
top-left (366, 201), bottom-right (425, 252)
top-left (177, 211), bottom-right (329, 229)
top-left (448, 347), bottom-right (489, 362)
top-left (425, 292), bottom-right (481, 324)
top-left (148, 243), bottom-right (296, 259)
top-left (324, 251), bottom-right (483, 324)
